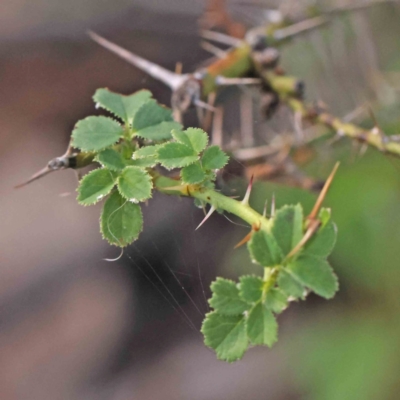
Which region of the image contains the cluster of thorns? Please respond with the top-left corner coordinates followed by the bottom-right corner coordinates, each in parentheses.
top-left (17, 0), bottom-right (400, 190)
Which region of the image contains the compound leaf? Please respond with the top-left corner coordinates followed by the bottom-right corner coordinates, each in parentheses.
top-left (157, 143), bottom-right (198, 169)
top-left (246, 302), bottom-right (278, 347)
top-left (172, 128), bottom-right (208, 154)
top-left (100, 191), bottom-right (143, 247)
top-left (201, 145), bottom-right (229, 170)
top-left (239, 276), bottom-right (264, 304)
top-left (93, 88), bottom-right (152, 124)
top-left (136, 121), bottom-right (182, 141)
top-left (71, 116), bottom-right (123, 152)
top-left (117, 166), bottom-right (152, 202)
top-left (288, 254), bottom-right (339, 299)
top-left (209, 278), bottom-right (249, 315)
top-left (272, 204), bottom-right (303, 257)
top-left (202, 312), bottom-right (248, 362)
top-left (248, 230), bottom-right (283, 267)
top-left (96, 148), bottom-right (127, 171)
top-left (77, 168), bottom-right (117, 206)
top-left (181, 162), bottom-right (206, 184)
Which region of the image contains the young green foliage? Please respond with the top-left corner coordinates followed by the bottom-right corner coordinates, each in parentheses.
top-left (52, 87), bottom-right (340, 362)
top-left (93, 88), bottom-right (152, 124)
top-left (202, 205), bottom-right (338, 361)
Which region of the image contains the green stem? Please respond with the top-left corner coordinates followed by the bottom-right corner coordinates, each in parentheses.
top-left (154, 175), bottom-right (270, 231)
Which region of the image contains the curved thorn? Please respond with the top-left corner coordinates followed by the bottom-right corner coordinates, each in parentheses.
top-left (234, 230), bottom-right (253, 249)
top-left (88, 31), bottom-right (187, 90)
top-left (196, 205), bottom-right (216, 230)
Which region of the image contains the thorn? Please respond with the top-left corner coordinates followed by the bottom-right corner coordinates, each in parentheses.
top-left (200, 41), bottom-right (228, 58)
top-left (200, 30), bottom-right (242, 47)
top-left (15, 143), bottom-right (75, 189)
top-left (293, 110), bottom-right (304, 142)
top-left (285, 219), bottom-right (320, 260)
top-left (358, 143), bottom-right (369, 157)
top-left (234, 230), bottom-right (253, 249)
top-left (196, 205), bottom-right (216, 230)
top-left (215, 76), bottom-right (262, 86)
top-left (15, 166), bottom-right (52, 188)
top-left (175, 62), bottom-right (183, 75)
top-left (241, 175), bottom-right (254, 206)
top-left (88, 31), bottom-right (187, 90)
top-left (271, 194), bottom-right (276, 217)
top-left (196, 104), bottom-right (205, 128)
top-left (173, 108), bottom-right (183, 124)
top-left (203, 92), bottom-right (217, 132)
top-left (234, 222), bottom-right (260, 249)
top-left (307, 162), bottom-right (340, 222)
top-left (368, 105), bottom-right (382, 134)
top-left (274, 16), bottom-right (328, 41)
top-left (263, 200), bottom-right (268, 218)
top-left (211, 106), bottom-right (223, 147)
top-left (194, 99), bottom-right (217, 112)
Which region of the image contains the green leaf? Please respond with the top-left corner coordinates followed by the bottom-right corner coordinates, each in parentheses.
top-left (100, 191), bottom-right (143, 247)
top-left (209, 278), bottom-right (249, 315)
top-left (272, 204), bottom-right (303, 257)
top-left (303, 220), bottom-right (337, 258)
top-left (117, 166), bottom-right (152, 202)
top-left (201, 312), bottom-right (248, 362)
top-left (77, 168), bottom-right (117, 206)
top-left (172, 128), bottom-right (208, 153)
top-left (247, 230), bottom-right (283, 267)
top-left (201, 145), bottom-right (229, 170)
top-left (288, 254), bottom-right (339, 299)
top-left (134, 145), bottom-right (162, 158)
top-left (265, 288), bottom-right (288, 314)
top-left (128, 157), bottom-right (157, 168)
top-left (132, 100), bottom-right (173, 131)
top-left (157, 143), bottom-right (198, 169)
top-left (71, 116), bottom-right (123, 152)
top-left (96, 148), bottom-right (127, 171)
top-left (246, 302), bottom-right (278, 347)
top-left (181, 162), bottom-right (206, 184)
top-left (93, 88), bottom-right (152, 124)
top-left (136, 121), bottom-right (182, 141)
top-left (277, 270), bottom-right (305, 299)
top-left (239, 276), bottom-right (263, 303)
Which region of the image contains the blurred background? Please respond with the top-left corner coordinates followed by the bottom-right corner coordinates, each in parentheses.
top-left (2, 0), bottom-right (400, 399)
